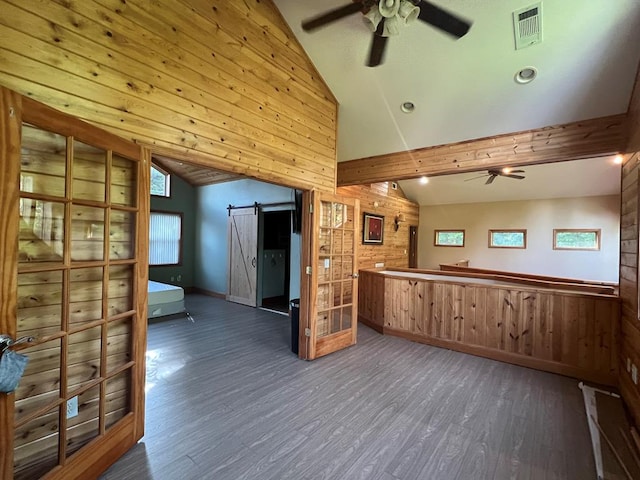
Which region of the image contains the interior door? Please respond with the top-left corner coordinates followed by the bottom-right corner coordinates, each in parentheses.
top-left (227, 207), bottom-right (258, 307)
top-left (0, 88), bottom-right (149, 480)
top-left (299, 191), bottom-right (359, 359)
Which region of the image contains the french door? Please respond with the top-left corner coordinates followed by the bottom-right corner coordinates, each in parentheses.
top-left (0, 87), bottom-right (149, 479)
top-left (300, 191), bottom-right (359, 359)
top-left (227, 207), bottom-right (258, 307)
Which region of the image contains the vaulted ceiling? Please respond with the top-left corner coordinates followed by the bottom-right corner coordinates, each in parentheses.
top-left (274, 0), bottom-right (640, 161)
top-left (273, 0), bottom-right (640, 203)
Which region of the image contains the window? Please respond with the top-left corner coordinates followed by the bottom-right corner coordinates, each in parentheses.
top-left (553, 229), bottom-right (600, 251)
top-left (489, 229), bottom-right (527, 249)
top-left (150, 164), bottom-right (170, 197)
top-left (434, 229), bottom-right (465, 247)
top-left (149, 212), bottom-right (182, 265)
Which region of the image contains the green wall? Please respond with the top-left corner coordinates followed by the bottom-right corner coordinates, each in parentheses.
top-left (149, 174), bottom-right (196, 288)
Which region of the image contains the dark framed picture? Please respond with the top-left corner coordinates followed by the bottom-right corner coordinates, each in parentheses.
top-left (363, 213), bottom-right (384, 245)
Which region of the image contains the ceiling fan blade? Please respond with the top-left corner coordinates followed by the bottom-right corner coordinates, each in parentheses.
top-left (417, 1), bottom-right (471, 38)
top-left (367, 20), bottom-right (388, 67)
top-left (510, 170), bottom-right (525, 174)
top-left (506, 174), bottom-right (525, 179)
top-left (302, 2), bottom-right (363, 32)
top-left (464, 175), bottom-right (488, 182)
top-left (485, 175), bottom-right (496, 185)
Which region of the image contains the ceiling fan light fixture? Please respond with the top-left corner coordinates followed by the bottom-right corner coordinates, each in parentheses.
top-left (363, 8), bottom-right (383, 32)
top-left (379, 0), bottom-right (401, 18)
top-left (398, 1), bottom-right (420, 24)
top-left (401, 101), bottom-right (415, 113)
top-left (515, 66), bottom-right (537, 84)
top-left (419, 176), bottom-right (429, 184)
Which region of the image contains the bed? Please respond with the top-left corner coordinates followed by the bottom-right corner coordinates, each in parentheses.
top-left (147, 280), bottom-right (186, 319)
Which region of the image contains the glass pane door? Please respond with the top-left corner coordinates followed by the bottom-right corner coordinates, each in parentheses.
top-left (8, 112), bottom-right (144, 480)
top-left (305, 192), bottom-right (359, 359)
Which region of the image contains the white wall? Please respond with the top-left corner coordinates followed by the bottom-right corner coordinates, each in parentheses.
top-left (195, 179), bottom-right (301, 298)
top-left (418, 195), bottom-right (620, 282)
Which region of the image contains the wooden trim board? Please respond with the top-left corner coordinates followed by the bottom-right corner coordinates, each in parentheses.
top-left (337, 114), bottom-right (627, 185)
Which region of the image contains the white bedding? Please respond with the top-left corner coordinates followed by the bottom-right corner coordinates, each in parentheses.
top-left (148, 281), bottom-right (185, 319)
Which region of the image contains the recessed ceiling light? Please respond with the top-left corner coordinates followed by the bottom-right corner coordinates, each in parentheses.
top-left (401, 102), bottom-right (415, 113)
top-left (515, 66), bottom-right (537, 84)
top-left (613, 154), bottom-right (623, 165)
top-left (419, 176), bottom-right (429, 184)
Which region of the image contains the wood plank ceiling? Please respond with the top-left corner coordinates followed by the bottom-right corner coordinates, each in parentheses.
top-left (152, 155), bottom-right (243, 187)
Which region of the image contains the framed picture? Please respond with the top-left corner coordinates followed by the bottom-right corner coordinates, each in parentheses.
top-left (363, 213), bottom-right (384, 245)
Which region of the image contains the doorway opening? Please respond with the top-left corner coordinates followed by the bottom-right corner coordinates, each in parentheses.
top-left (259, 210), bottom-right (292, 314)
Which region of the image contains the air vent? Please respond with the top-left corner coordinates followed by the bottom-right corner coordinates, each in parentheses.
top-left (513, 3), bottom-right (542, 50)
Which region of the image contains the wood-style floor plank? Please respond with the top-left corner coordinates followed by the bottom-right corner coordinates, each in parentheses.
top-left (100, 294), bottom-right (595, 480)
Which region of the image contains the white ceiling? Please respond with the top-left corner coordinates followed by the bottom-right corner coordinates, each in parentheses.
top-left (398, 155), bottom-right (621, 205)
top-left (273, 0), bottom-right (640, 163)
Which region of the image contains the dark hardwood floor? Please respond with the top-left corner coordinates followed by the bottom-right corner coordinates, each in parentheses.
top-left (100, 294), bottom-right (595, 480)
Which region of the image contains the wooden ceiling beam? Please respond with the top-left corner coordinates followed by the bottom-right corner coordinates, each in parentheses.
top-left (336, 114), bottom-right (628, 186)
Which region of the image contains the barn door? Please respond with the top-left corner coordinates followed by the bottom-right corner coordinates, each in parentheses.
top-left (227, 207), bottom-right (258, 307)
top-left (0, 88), bottom-right (149, 480)
top-left (299, 191), bottom-right (359, 359)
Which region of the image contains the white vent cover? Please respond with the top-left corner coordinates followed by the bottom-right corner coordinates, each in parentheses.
top-left (513, 3), bottom-right (542, 50)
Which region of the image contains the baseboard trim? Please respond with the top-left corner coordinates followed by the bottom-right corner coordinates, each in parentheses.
top-left (192, 287), bottom-right (225, 299)
top-left (382, 326), bottom-right (617, 387)
top-left (358, 316), bottom-right (384, 334)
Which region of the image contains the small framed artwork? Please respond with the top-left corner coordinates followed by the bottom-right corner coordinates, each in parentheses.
top-left (363, 213), bottom-right (384, 245)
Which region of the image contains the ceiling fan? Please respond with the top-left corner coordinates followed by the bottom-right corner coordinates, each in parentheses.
top-left (301, 0), bottom-right (472, 67)
top-left (465, 169), bottom-right (526, 185)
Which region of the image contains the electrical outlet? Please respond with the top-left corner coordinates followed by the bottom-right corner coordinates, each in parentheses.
top-left (375, 262), bottom-right (385, 268)
top-left (628, 357), bottom-right (632, 372)
top-left (632, 364), bottom-right (638, 385)
top-left (177, 274), bottom-right (182, 282)
top-left (170, 276), bottom-right (175, 282)
top-left (66, 396), bottom-right (79, 419)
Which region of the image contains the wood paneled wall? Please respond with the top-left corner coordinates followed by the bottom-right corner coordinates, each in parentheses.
top-left (0, 0), bottom-right (337, 192)
top-left (620, 59), bottom-right (640, 425)
top-left (359, 270), bottom-right (620, 386)
top-left (337, 183), bottom-right (419, 270)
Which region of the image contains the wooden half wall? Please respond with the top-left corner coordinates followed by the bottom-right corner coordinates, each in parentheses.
top-left (0, 0), bottom-right (337, 192)
top-left (337, 183), bottom-right (419, 270)
top-left (359, 270), bottom-right (620, 386)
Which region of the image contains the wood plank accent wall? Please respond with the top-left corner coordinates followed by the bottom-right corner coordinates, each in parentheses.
top-left (337, 183), bottom-right (419, 270)
top-left (0, 0), bottom-right (337, 192)
top-left (620, 156), bottom-right (640, 424)
top-left (359, 270), bottom-right (620, 386)
top-left (336, 115), bottom-right (627, 186)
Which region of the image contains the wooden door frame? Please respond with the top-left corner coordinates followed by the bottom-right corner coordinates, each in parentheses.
top-left (0, 87), bottom-right (150, 480)
top-left (0, 87), bottom-right (21, 480)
